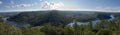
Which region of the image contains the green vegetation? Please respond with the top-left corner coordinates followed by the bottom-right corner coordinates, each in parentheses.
top-left (1, 11), bottom-right (120, 35)
top-left (1, 15), bottom-right (120, 35)
top-left (8, 10), bottom-right (110, 26)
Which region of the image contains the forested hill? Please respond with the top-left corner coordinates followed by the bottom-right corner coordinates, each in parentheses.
top-left (8, 10), bottom-right (112, 26)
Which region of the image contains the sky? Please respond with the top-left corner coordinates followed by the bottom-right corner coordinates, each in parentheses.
top-left (0, 0), bottom-right (120, 12)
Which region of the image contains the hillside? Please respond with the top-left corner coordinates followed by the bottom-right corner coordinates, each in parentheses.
top-left (8, 10), bottom-right (112, 26)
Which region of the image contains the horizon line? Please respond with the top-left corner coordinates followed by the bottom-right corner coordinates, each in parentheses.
top-left (0, 9), bottom-right (119, 12)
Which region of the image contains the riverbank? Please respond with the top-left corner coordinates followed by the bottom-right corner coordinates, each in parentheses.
top-left (68, 15), bottom-right (115, 27)
top-left (2, 14), bottom-right (115, 28)
top-left (2, 17), bottom-right (30, 27)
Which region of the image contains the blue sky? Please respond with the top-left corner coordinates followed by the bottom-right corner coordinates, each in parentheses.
top-left (0, 0), bottom-right (120, 12)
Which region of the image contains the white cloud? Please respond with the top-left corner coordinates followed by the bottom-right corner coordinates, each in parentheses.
top-left (40, 1), bottom-right (84, 10)
top-left (39, 1), bottom-right (89, 10)
top-left (3, 0), bottom-right (120, 12)
top-left (40, 0), bottom-right (43, 1)
top-left (40, 1), bottom-right (53, 9)
top-left (16, 4), bottom-right (34, 8)
top-left (58, 4), bottom-right (82, 9)
top-left (5, 4), bottom-right (34, 8)
top-left (10, 0), bottom-right (14, 4)
top-left (0, 1), bottom-right (2, 4)
top-left (51, 2), bottom-right (64, 9)
top-left (95, 7), bottom-right (120, 12)
top-left (39, 1), bottom-right (120, 12)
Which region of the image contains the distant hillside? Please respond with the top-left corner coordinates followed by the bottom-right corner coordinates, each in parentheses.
top-left (8, 10), bottom-right (112, 26)
top-left (0, 12), bottom-right (20, 17)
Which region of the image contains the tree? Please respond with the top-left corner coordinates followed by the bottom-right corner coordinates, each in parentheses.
top-left (96, 29), bottom-right (113, 35)
top-left (0, 22), bottom-right (23, 35)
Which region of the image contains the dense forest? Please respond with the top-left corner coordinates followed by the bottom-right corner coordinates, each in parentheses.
top-left (0, 10), bottom-right (120, 35)
top-left (8, 10), bottom-right (112, 26)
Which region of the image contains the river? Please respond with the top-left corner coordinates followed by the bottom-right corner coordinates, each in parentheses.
top-left (68, 15), bottom-right (115, 27)
top-left (2, 15), bottom-right (115, 27)
top-left (2, 17), bottom-right (30, 27)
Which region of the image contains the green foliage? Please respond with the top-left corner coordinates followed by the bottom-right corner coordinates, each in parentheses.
top-left (1, 12), bottom-right (120, 35)
top-left (0, 19), bottom-right (23, 35)
top-left (2, 17), bottom-right (120, 35)
top-left (0, 17), bottom-right (45, 35)
top-left (96, 29), bottom-right (113, 35)
top-left (21, 27), bottom-right (45, 35)
top-left (8, 11), bottom-right (98, 26)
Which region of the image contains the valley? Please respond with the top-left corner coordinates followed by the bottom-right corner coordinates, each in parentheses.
top-left (1, 10), bottom-right (120, 35)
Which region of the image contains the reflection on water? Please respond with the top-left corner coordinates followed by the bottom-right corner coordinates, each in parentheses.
top-left (2, 17), bottom-right (30, 27)
top-left (2, 14), bottom-right (115, 27)
top-left (108, 15), bottom-right (115, 21)
top-left (68, 15), bottom-right (115, 27)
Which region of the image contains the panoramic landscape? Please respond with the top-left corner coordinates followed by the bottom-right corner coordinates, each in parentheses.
top-left (0, 0), bottom-right (120, 35)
